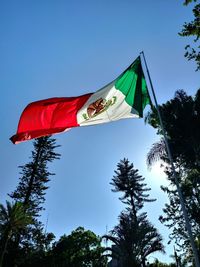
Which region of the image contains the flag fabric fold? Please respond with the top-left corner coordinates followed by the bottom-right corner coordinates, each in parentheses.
top-left (10, 56), bottom-right (151, 144)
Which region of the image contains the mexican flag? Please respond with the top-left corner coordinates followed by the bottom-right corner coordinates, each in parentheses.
top-left (10, 56), bottom-right (151, 144)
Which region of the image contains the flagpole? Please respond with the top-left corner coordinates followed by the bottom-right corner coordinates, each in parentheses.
top-left (140, 51), bottom-right (200, 267)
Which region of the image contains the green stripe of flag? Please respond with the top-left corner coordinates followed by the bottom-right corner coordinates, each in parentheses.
top-left (115, 57), bottom-right (151, 117)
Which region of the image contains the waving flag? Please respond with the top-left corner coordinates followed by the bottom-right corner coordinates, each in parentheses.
top-left (10, 57), bottom-right (151, 144)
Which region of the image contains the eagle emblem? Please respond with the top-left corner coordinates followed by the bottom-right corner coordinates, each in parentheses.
top-left (82, 96), bottom-right (117, 120)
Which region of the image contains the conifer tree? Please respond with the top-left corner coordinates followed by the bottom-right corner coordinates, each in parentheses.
top-left (110, 158), bottom-right (155, 219)
top-left (105, 159), bottom-right (164, 267)
top-left (6, 136), bottom-right (60, 266)
top-left (9, 136), bottom-right (60, 217)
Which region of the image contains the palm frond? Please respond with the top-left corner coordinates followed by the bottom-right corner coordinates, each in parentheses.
top-left (146, 138), bottom-right (166, 168)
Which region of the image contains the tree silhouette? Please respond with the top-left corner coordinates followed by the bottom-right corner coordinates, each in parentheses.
top-left (0, 201), bottom-right (32, 267)
top-left (105, 211), bottom-right (164, 267)
top-left (105, 159), bottom-right (164, 267)
top-left (110, 158), bottom-right (155, 220)
top-left (179, 1), bottom-right (200, 70)
top-left (7, 136), bottom-right (60, 265)
top-left (48, 227), bottom-right (107, 267)
top-left (9, 136), bottom-right (60, 217)
top-left (146, 89), bottom-right (200, 261)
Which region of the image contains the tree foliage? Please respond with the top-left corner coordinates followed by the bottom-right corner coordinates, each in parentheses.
top-left (105, 212), bottom-right (164, 267)
top-left (3, 136), bottom-right (60, 266)
top-left (0, 201), bottom-right (32, 267)
top-left (46, 227), bottom-right (106, 267)
top-left (105, 159), bottom-right (164, 267)
top-left (179, 1), bottom-right (200, 70)
top-left (146, 89), bottom-right (200, 171)
top-left (111, 158), bottom-right (155, 218)
top-left (148, 258), bottom-right (176, 267)
top-left (146, 89), bottom-right (200, 260)
top-left (9, 136), bottom-right (60, 216)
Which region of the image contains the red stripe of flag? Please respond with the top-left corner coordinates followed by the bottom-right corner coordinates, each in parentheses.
top-left (10, 93), bottom-right (92, 144)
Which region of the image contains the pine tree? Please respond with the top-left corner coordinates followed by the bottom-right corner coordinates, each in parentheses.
top-left (7, 136), bottom-right (60, 266)
top-left (110, 158), bottom-right (155, 220)
top-left (105, 159), bottom-right (164, 267)
top-left (105, 211), bottom-right (164, 267)
top-left (9, 136), bottom-right (60, 217)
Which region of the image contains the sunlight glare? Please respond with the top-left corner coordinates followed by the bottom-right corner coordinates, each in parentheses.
top-left (150, 161), bottom-right (168, 185)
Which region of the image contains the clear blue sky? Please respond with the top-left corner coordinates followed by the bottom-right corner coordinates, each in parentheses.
top-left (1, 0), bottom-right (200, 263)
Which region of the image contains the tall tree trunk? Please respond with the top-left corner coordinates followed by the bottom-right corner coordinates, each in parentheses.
top-left (130, 195), bottom-right (138, 225)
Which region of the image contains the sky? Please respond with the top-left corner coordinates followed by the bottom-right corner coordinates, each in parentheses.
top-left (1, 0), bottom-right (200, 263)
